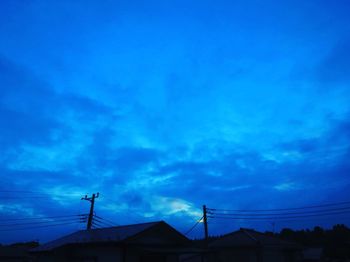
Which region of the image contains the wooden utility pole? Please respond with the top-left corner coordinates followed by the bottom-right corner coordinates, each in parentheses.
top-left (81, 193), bottom-right (99, 230)
top-left (203, 205), bottom-right (208, 243)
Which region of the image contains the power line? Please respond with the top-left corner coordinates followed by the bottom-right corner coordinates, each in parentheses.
top-left (0, 214), bottom-right (86, 222)
top-left (91, 216), bottom-right (118, 229)
top-left (1, 197), bottom-right (51, 200)
top-left (91, 221), bottom-right (103, 229)
top-left (0, 189), bottom-right (86, 195)
top-left (184, 216), bottom-right (203, 236)
top-left (210, 206), bottom-right (350, 217)
top-left (0, 217), bottom-right (85, 227)
top-left (94, 215), bottom-right (117, 227)
top-left (208, 214), bottom-right (350, 224)
top-left (93, 217), bottom-right (114, 227)
top-left (93, 217), bottom-right (115, 227)
top-left (91, 224), bottom-right (101, 229)
top-left (0, 190), bottom-right (47, 194)
top-left (91, 220), bottom-right (109, 229)
top-left (92, 219), bottom-right (106, 226)
top-left (0, 221), bottom-right (80, 231)
top-left (209, 210), bottom-right (350, 220)
top-left (207, 201), bottom-right (350, 212)
top-left (99, 217), bottom-right (117, 226)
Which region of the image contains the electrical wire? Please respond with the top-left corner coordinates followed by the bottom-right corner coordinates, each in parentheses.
top-left (209, 210), bottom-right (350, 220)
top-left (0, 190), bottom-right (86, 195)
top-left (0, 221), bottom-right (80, 231)
top-left (0, 214), bottom-right (87, 222)
top-left (91, 220), bottom-right (108, 229)
top-left (94, 215), bottom-right (117, 226)
top-left (2, 197), bottom-right (50, 199)
top-left (208, 214), bottom-right (350, 224)
top-left (184, 216), bottom-right (203, 236)
top-left (93, 217), bottom-right (111, 226)
top-left (93, 219), bottom-right (114, 228)
top-left (207, 201), bottom-right (350, 212)
top-left (0, 190), bottom-right (47, 194)
top-left (0, 217), bottom-right (85, 227)
top-left (210, 206), bottom-right (350, 217)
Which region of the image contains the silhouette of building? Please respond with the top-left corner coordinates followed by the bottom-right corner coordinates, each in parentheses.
top-left (207, 228), bottom-right (303, 262)
top-left (0, 245), bottom-right (34, 261)
top-left (302, 248), bottom-right (323, 262)
top-left (31, 221), bottom-right (204, 262)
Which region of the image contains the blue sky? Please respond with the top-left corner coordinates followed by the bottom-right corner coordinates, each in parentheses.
top-left (0, 0), bottom-right (350, 243)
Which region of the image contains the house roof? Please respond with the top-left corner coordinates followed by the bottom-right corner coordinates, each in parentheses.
top-left (209, 228), bottom-right (300, 249)
top-left (32, 221), bottom-right (179, 252)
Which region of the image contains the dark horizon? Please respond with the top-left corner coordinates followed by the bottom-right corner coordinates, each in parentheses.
top-left (3, 219), bottom-right (350, 251)
top-left (1, 0), bottom-right (350, 244)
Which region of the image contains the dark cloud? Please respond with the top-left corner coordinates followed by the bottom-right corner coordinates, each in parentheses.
top-left (119, 190), bottom-right (151, 210)
top-left (0, 56), bottom-right (58, 110)
top-left (328, 116), bottom-right (350, 143)
top-left (151, 150), bottom-right (281, 208)
top-left (0, 56), bottom-right (115, 150)
top-left (74, 127), bottom-right (162, 185)
top-left (147, 114), bottom-right (350, 215)
top-left (279, 138), bottom-right (320, 153)
top-left (0, 106), bottom-right (57, 147)
top-left (271, 115), bottom-right (350, 200)
top-left (278, 113), bottom-right (350, 159)
top-left (0, 56), bottom-right (60, 147)
top-left (112, 147), bottom-right (161, 172)
top-left (0, 167), bottom-right (85, 193)
top-left (317, 39), bottom-right (350, 86)
top-left (0, 56), bottom-right (122, 236)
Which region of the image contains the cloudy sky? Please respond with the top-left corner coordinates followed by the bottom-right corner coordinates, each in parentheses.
top-left (0, 0), bottom-right (350, 243)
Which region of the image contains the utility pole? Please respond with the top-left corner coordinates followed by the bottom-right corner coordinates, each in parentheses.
top-left (203, 205), bottom-right (208, 244)
top-left (81, 193), bottom-right (99, 230)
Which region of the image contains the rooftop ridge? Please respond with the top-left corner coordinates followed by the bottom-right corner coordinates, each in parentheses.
top-left (81, 220), bottom-right (163, 231)
top-left (240, 229), bottom-right (259, 243)
top-left (31, 220), bottom-right (166, 252)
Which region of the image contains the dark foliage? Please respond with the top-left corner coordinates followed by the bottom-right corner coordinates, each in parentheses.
top-left (275, 224), bottom-right (350, 259)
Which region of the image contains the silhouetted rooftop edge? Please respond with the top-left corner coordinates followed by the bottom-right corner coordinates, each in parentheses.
top-left (209, 228), bottom-right (301, 249)
top-left (32, 220), bottom-right (185, 252)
